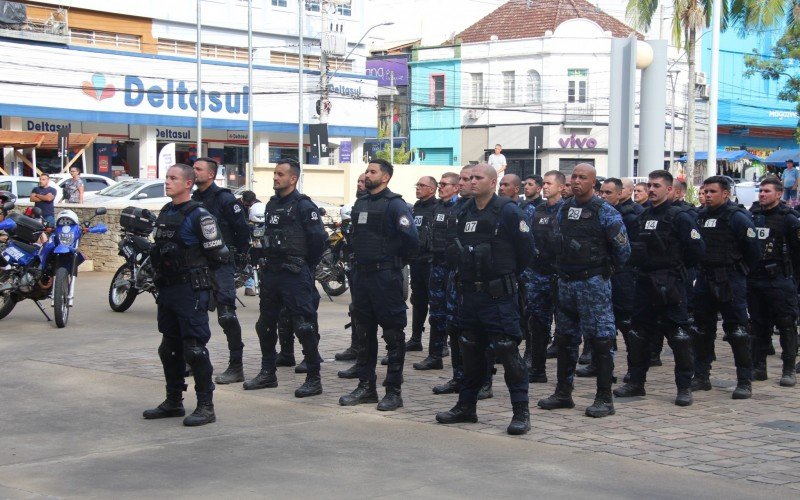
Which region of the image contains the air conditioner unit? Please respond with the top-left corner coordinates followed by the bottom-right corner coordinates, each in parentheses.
top-left (699, 84), bottom-right (710, 99)
top-left (467, 109), bottom-right (479, 120)
top-left (321, 32), bottom-right (347, 57)
top-left (696, 72), bottom-right (707, 86)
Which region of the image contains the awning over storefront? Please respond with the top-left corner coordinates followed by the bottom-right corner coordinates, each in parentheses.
top-left (762, 149), bottom-right (800, 165)
top-left (0, 130), bottom-right (97, 175)
top-left (677, 150), bottom-right (763, 162)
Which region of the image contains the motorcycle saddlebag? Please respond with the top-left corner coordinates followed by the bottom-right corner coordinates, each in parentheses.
top-left (7, 212), bottom-right (44, 244)
top-left (120, 206), bottom-right (155, 236)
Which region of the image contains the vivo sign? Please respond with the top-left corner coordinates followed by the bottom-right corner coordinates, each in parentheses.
top-left (559, 134), bottom-right (598, 149)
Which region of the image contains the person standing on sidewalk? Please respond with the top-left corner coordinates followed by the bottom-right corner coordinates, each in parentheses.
top-left (29, 173), bottom-right (57, 227)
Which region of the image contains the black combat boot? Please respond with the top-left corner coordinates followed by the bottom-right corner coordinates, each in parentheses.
top-left (143, 391), bottom-right (185, 419)
top-left (545, 341), bottom-right (558, 359)
top-left (507, 401), bottom-right (531, 435)
top-left (613, 383), bottom-right (646, 398)
top-left (242, 369), bottom-right (278, 390)
top-left (690, 373), bottom-right (712, 391)
top-left (337, 362), bottom-right (359, 379)
top-left (413, 355), bottom-right (443, 370)
top-left (377, 386), bottom-right (403, 411)
top-left (405, 331), bottom-right (424, 352)
top-left (380, 355), bottom-right (389, 366)
top-left (780, 328), bottom-right (797, 387)
top-left (295, 374), bottom-right (323, 398)
top-left (537, 383), bottom-right (575, 410)
top-left (276, 352), bottom-right (296, 367)
top-left (294, 354), bottom-right (324, 374)
top-left (436, 401), bottom-right (478, 424)
top-left (183, 401), bottom-right (216, 426)
top-left (432, 378), bottom-right (462, 395)
top-left (649, 352), bottom-right (662, 367)
top-left (335, 346), bottom-right (357, 361)
top-left (576, 362), bottom-right (597, 378)
top-left (585, 338), bottom-right (615, 418)
top-left (753, 360), bottom-right (768, 381)
top-left (477, 379), bottom-right (493, 400)
top-left (339, 380), bottom-right (379, 406)
top-left (215, 359), bottom-right (244, 384)
top-left (578, 341), bottom-right (592, 365)
top-left (675, 388), bottom-right (693, 407)
top-left (732, 382), bottom-right (752, 400)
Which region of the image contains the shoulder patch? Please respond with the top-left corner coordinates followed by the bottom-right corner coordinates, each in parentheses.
top-left (519, 220), bottom-right (530, 233)
top-left (399, 215), bottom-right (411, 228)
top-left (310, 211), bottom-right (319, 221)
top-left (690, 229), bottom-right (701, 240)
top-left (746, 227), bottom-right (756, 238)
top-left (614, 231), bottom-right (628, 246)
top-left (200, 216), bottom-right (218, 240)
top-left (233, 204), bottom-right (242, 213)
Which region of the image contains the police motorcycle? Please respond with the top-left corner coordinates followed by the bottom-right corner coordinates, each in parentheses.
top-left (108, 206), bottom-right (158, 312)
top-left (0, 203), bottom-right (107, 327)
top-left (314, 213), bottom-right (351, 297)
top-left (242, 201), bottom-right (267, 295)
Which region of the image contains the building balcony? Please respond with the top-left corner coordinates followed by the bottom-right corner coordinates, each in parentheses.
top-left (0, 4), bottom-right (68, 45)
top-left (564, 103), bottom-right (595, 127)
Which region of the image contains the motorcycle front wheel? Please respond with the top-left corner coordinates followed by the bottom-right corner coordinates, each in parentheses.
top-left (321, 262), bottom-right (349, 297)
top-left (109, 264), bottom-right (138, 312)
top-left (53, 267), bottom-right (71, 328)
top-left (0, 285), bottom-right (16, 320)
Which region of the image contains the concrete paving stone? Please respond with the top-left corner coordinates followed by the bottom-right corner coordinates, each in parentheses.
top-left (746, 476), bottom-right (793, 485)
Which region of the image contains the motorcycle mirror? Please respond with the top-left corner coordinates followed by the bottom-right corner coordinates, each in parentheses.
top-left (318, 207), bottom-right (327, 216)
top-left (2, 201), bottom-right (14, 212)
top-left (95, 207), bottom-right (107, 216)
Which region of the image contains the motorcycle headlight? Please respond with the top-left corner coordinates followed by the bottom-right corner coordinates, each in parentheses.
top-left (253, 227), bottom-right (265, 237)
top-left (56, 217), bottom-right (73, 227)
top-left (58, 225), bottom-right (76, 246)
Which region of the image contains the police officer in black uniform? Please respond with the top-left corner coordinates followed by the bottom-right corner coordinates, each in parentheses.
top-left (693, 175), bottom-right (761, 399)
top-left (748, 177), bottom-right (800, 387)
top-left (143, 163), bottom-right (229, 426)
top-left (191, 157), bottom-right (252, 385)
top-left (614, 170), bottom-right (704, 406)
top-left (407, 176), bottom-right (438, 365)
top-left (339, 159), bottom-right (419, 411)
top-left (242, 159), bottom-right (327, 397)
top-left (435, 163), bottom-right (535, 435)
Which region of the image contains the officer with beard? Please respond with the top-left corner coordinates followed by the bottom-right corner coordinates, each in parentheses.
top-left (435, 163), bottom-right (535, 435)
top-left (143, 163), bottom-right (229, 426)
top-left (339, 159), bottom-right (419, 411)
top-left (243, 159), bottom-right (327, 397)
top-left (538, 163), bottom-right (630, 418)
top-left (614, 170), bottom-right (704, 406)
top-left (693, 176), bottom-right (761, 399)
top-left (748, 177), bottom-right (800, 387)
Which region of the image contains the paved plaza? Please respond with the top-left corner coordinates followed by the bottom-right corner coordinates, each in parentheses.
top-left (0, 272), bottom-right (797, 498)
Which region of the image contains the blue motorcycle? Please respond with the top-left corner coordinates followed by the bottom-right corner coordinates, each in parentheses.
top-left (0, 203), bottom-right (107, 328)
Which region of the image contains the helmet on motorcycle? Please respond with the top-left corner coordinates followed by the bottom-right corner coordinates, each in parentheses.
top-left (249, 202), bottom-right (266, 223)
top-left (0, 190), bottom-right (16, 204)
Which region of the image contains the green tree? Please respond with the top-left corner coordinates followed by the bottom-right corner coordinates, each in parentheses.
top-left (625, 0), bottom-right (724, 185)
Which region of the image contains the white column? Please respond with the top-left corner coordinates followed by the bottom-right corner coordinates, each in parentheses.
top-left (254, 132), bottom-right (270, 168)
top-left (137, 126), bottom-right (157, 179)
top-left (3, 116), bottom-right (22, 171)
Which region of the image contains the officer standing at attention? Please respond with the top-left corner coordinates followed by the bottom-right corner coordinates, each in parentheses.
top-left (435, 163), bottom-right (535, 435)
top-left (748, 177), bottom-right (800, 387)
top-left (693, 175), bottom-right (761, 399)
top-left (426, 172), bottom-right (461, 388)
top-left (538, 163), bottom-right (630, 418)
top-left (433, 166), bottom-right (475, 395)
top-left (578, 178), bottom-right (641, 378)
top-left (191, 157), bottom-right (252, 385)
top-left (407, 176), bottom-right (437, 361)
top-left (523, 175), bottom-right (545, 208)
top-left (524, 170), bottom-right (565, 383)
top-left (242, 159), bottom-right (326, 396)
top-left (143, 163), bottom-right (229, 426)
top-left (614, 170), bottom-right (704, 406)
top-left (339, 159), bottom-right (419, 410)
top-left (498, 174), bottom-right (523, 201)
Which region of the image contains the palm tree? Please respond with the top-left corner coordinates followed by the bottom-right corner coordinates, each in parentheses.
top-left (626, 0), bottom-right (717, 186)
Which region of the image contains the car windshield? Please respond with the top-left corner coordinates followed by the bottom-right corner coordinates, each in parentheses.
top-left (97, 181), bottom-right (144, 197)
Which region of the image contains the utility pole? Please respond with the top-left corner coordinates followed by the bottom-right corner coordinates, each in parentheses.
top-left (319, 1), bottom-right (330, 127)
top-left (389, 72), bottom-right (394, 163)
top-left (247, 0), bottom-right (254, 189)
top-left (707, 0), bottom-right (722, 178)
top-left (669, 70), bottom-right (679, 169)
top-left (298, 0), bottom-right (304, 166)
top-left (196, 0), bottom-right (202, 156)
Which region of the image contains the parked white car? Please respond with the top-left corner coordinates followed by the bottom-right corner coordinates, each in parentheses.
top-left (49, 174), bottom-right (117, 203)
top-left (84, 179), bottom-right (171, 208)
top-left (0, 175), bottom-right (57, 200)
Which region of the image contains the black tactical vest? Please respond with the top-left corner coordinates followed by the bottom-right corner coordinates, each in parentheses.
top-left (617, 201), bottom-right (640, 240)
top-left (263, 193), bottom-right (310, 259)
top-left (351, 191), bottom-right (403, 262)
top-left (638, 205), bottom-right (685, 271)
top-left (750, 204), bottom-right (792, 276)
top-left (194, 186), bottom-right (236, 246)
top-left (558, 198), bottom-right (609, 268)
top-left (455, 196), bottom-right (517, 282)
top-left (532, 202), bottom-right (560, 271)
top-left (430, 198), bottom-right (457, 255)
top-left (153, 201), bottom-right (208, 276)
top-left (413, 197), bottom-right (437, 254)
top-left (698, 204), bottom-right (745, 267)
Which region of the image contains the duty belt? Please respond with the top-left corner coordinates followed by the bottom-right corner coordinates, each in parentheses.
top-left (356, 259), bottom-right (402, 273)
top-left (458, 275), bottom-right (517, 298)
top-left (558, 266), bottom-right (610, 282)
top-left (156, 273), bottom-right (192, 287)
